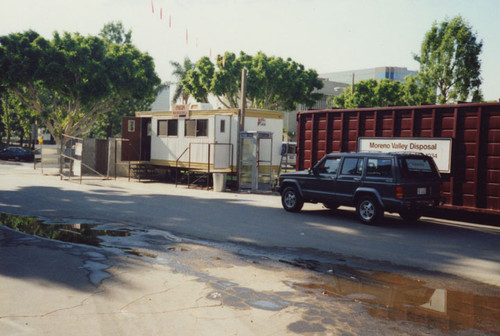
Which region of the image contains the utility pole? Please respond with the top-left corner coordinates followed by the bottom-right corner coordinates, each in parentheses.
top-left (352, 72), bottom-right (355, 93)
top-left (236, 68), bottom-right (247, 191)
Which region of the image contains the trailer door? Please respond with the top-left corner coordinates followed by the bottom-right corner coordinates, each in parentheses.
top-left (214, 115), bottom-right (231, 169)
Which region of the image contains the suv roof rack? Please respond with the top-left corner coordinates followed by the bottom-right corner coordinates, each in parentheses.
top-left (388, 152), bottom-right (428, 156)
top-left (328, 151), bottom-right (430, 157)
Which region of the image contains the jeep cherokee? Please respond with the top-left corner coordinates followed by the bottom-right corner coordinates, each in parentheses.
top-left (276, 152), bottom-right (445, 224)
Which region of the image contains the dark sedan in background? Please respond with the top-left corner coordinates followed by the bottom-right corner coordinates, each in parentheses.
top-left (0, 147), bottom-right (35, 162)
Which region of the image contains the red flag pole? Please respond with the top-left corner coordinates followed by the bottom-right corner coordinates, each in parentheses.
top-left (169, 15), bottom-right (172, 28)
top-left (151, 0), bottom-right (154, 13)
top-left (160, 8), bottom-right (162, 19)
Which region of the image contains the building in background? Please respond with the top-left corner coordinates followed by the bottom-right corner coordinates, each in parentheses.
top-left (283, 79), bottom-right (348, 140)
top-left (284, 67), bottom-right (419, 141)
top-left (150, 84), bottom-right (171, 111)
top-left (320, 66), bottom-right (418, 85)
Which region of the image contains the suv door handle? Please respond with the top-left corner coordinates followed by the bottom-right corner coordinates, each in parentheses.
top-left (353, 177), bottom-right (361, 181)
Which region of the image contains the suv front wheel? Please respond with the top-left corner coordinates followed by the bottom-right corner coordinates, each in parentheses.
top-left (281, 186), bottom-right (304, 212)
top-left (356, 195), bottom-right (382, 225)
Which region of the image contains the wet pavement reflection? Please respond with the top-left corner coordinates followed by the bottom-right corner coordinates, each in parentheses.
top-left (0, 213), bottom-right (131, 246)
top-left (290, 269), bottom-right (499, 334)
top-left (1, 212), bottom-right (499, 335)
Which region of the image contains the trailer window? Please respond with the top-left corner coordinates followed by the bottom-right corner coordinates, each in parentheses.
top-left (185, 119), bottom-right (208, 137)
top-left (167, 120), bottom-right (178, 136)
top-left (158, 120), bottom-right (167, 135)
top-left (127, 120), bottom-right (135, 133)
top-left (185, 120), bottom-right (196, 136)
top-left (158, 120), bottom-right (178, 136)
top-left (197, 119), bottom-right (208, 136)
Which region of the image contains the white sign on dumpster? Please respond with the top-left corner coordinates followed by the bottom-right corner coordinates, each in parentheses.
top-left (358, 137), bottom-right (452, 173)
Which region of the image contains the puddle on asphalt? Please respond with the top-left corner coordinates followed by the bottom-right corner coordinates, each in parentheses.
top-left (1, 212), bottom-right (499, 334)
top-left (0, 213), bottom-right (131, 247)
top-left (287, 262), bottom-right (500, 335)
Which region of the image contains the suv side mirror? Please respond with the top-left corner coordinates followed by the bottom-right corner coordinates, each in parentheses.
top-left (308, 168), bottom-right (315, 175)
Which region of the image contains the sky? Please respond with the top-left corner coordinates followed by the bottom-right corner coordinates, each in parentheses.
top-left (1, 0), bottom-right (499, 101)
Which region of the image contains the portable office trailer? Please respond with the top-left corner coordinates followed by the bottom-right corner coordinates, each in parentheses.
top-left (296, 102), bottom-right (500, 214)
top-left (123, 108), bottom-right (283, 174)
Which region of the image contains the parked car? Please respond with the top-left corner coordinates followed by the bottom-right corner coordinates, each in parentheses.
top-left (0, 147), bottom-right (35, 162)
top-left (276, 152), bottom-right (445, 224)
top-left (281, 142), bottom-right (297, 167)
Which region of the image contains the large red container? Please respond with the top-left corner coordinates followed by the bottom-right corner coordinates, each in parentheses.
top-left (296, 103), bottom-right (500, 214)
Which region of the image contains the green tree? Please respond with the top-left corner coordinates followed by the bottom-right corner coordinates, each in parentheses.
top-left (170, 57), bottom-right (196, 104)
top-left (375, 79), bottom-right (404, 107)
top-left (92, 22), bottom-right (157, 138)
top-left (207, 52), bottom-right (242, 108)
top-left (99, 21), bottom-right (132, 45)
top-left (0, 29), bottom-right (160, 144)
top-left (0, 90), bottom-right (18, 145)
top-left (331, 79), bottom-right (379, 108)
top-left (330, 77), bottom-right (437, 108)
top-left (414, 16), bottom-right (483, 103)
top-left (400, 75), bottom-right (436, 106)
top-left (183, 51), bottom-right (323, 110)
top-left (0, 88), bottom-right (36, 146)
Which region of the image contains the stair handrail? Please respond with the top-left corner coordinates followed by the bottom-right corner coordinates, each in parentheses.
top-left (175, 142), bottom-right (234, 188)
top-left (175, 146), bottom-right (190, 169)
top-left (175, 146), bottom-right (191, 186)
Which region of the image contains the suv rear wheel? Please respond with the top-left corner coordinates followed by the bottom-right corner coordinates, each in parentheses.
top-left (281, 186), bottom-right (304, 212)
top-left (356, 195), bottom-right (382, 224)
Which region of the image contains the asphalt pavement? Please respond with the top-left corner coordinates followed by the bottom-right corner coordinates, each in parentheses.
top-left (1, 161), bottom-right (499, 286)
top-left (1, 161), bottom-right (499, 336)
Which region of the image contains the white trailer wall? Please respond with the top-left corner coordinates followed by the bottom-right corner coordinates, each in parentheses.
top-left (143, 109), bottom-right (283, 170)
top-left (150, 115), bottom-right (215, 166)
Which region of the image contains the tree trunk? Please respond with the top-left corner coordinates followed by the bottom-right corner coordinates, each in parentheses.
top-left (106, 120), bottom-right (113, 138)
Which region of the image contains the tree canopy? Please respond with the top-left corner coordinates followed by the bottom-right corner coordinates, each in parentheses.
top-left (182, 51), bottom-right (323, 110)
top-left (330, 77), bottom-right (436, 109)
top-left (99, 21), bottom-right (132, 45)
top-left (92, 22), bottom-right (157, 138)
top-left (331, 16), bottom-right (482, 109)
top-left (414, 15), bottom-right (483, 103)
top-left (0, 25), bottom-right (160, 143)
top-left (170, 57), bottom-right (197, 105)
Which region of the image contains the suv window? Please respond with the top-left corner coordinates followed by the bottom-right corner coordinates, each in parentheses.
top-left (316, 157), bottom-right (341, 174)
top-left (366, 158), bottom-right (392, 178)
top-left (340, 158), bottom-right (363, 175)
top-left (399, 157), bottom-right (436, 178)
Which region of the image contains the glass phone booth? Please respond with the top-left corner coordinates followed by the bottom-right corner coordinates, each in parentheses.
top-left (239, 131), bottom-right (273, 192)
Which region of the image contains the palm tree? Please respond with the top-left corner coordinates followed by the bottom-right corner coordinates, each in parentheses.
top-left (170, 58), bottom-right (195, 105)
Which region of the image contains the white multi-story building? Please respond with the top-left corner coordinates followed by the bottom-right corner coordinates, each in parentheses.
top-left (321, 66), bottom-right (418, 84)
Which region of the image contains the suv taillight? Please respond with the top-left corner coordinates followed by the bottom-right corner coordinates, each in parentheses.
top-left (396, 186), bottom-right (404, 199)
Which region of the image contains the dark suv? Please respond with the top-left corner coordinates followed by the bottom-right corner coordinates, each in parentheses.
top-left (277, 152), bottom-right (445, 224)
